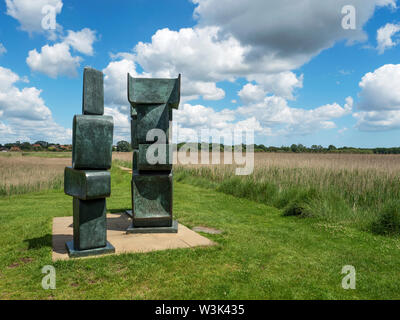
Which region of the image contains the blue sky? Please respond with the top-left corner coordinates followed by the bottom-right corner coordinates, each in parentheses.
top-left (0, 0), bottom-right (399, 147)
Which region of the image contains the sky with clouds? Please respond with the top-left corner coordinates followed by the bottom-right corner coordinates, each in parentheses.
top-left (0, 0), bottom-right (399, 147)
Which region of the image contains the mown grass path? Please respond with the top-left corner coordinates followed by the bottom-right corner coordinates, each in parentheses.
top-left (0, 167), bottom-right (399, 299)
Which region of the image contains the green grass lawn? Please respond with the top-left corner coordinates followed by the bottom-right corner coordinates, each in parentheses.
top-left (0, 166), bottom-right (399, 299)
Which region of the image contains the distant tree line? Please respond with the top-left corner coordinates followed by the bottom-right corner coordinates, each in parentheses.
top-left (2, 140), bottom-right (400, 155)
top-left (0, 141), bottom-right (72, 152)
top-left (115, 141), bottom-right (400, 154)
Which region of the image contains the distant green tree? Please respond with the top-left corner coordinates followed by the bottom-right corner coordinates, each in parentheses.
top-left (177, 142), bottom-right (186, 151)
top-left (116, 140), bottom-right (132, 152)
top-left (311, 145), bottom-right (324, 153)
top-left (298, 144), bottom-right (307, 152)
top-left (21, 142), bottom-right (32, 151)
top-left (35, 141), bottom-right (49, 148)
top-left (290, 144), bottom-right (298, 153)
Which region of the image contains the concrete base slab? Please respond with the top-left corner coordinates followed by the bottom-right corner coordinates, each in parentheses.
top-left (65, 240), bottom-right (115, 258)
top-left (52, 213), bottom-right (215, 261)
top-left (127, 220), bottom-right (178, 234)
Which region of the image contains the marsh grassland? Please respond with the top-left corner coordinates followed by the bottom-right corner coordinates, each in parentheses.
top-left (1, 152), bottom-right (400, 299)
top-left (0, 152), bottom-right (139, 196)
top-left (113, 152), bottom-right (400, 234)
top-left (0, 153), bottom-right (70, 196)
top-left (3, 152), bottom-right (400, 233)
top-left (174, 153), bottom-right (400, 234)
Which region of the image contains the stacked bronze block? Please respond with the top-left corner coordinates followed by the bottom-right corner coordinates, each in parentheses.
top-left (64, 67), bottom-right (115, 257)
top-left (126, 74), bottom-right (180, 233)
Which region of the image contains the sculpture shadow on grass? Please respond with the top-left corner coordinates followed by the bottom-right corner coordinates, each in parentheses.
top-left (24, 234), bottom-right (74, 254)
top-left (23, 233), bottom-right (69, 254)
top-left (24, 234), bottom-right (52, 250)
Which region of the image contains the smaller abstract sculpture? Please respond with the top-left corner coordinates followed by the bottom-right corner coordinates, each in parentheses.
top-left (126, 74), bottom-right (180, 233)
top-left (64, 67), bottom-right (115, 258)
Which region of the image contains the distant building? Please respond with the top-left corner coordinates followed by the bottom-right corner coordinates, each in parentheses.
top-left (59, 145), bottom-right (72, 151)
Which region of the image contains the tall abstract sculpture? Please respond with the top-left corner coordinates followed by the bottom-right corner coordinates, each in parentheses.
top-left (64, 67), bottom-right (115, 257)
top-left (126, 74), bottom-right (181, 233)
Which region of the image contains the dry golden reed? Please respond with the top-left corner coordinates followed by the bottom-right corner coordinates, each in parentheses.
top-left (0, 154), bottom-right (70, 196)
top-left (172, 152), bottom-right (400, 227)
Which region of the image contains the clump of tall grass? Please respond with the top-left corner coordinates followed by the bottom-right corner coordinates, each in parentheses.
top-left (283, 189), bottom-right (318, 218)
top-left (0, 177), bottom-right (64, 196)
top-left (371, 200), bottom-right (400, 236)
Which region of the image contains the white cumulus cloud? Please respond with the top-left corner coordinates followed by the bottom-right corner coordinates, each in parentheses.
top-left (26, 28), bottom-right (96, 78)
top-left (26, 42), bottom-right (82, 78)
top-left (0, 66), bottom-right (71, 143)
top-left (134, 27), bottom-right (247, 101)
top-left (173, 103), bottom-right (269, 142)
top-left (236, 95), bottom-right (353, 136)
top-left (6, 0), bottom-right (63, 37)
top-left (358, 64), bottom-right (400, 111)
top-left (193, 0), bottom-right (396, 69)
top-left (355, 64), bottom-right (400, 131)
top-left (377, 23), bottom-right (400, 54)
top-left (64, 28), bottom-right (97, 56)
top-left (247, 72), bottom-right (303, 100)
top-left (100, 0), bottom-right (395, 141)
top-left (238, 84), bottom-right (266, 105)
top-left (103, 57), bottom-right (145, 106)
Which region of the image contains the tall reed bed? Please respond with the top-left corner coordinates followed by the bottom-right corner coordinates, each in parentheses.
top-left (0, 155), bottom-right (69, 196)
top-left (174, 153), bottom-right (400, 232)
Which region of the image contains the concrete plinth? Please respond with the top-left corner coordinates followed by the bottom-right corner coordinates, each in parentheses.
top-left (52, 213), bottom-right (215, 261)
top-left (65, 240), bottom-right (115, 258)
top-left (127, 220), bottom-right (178, 234)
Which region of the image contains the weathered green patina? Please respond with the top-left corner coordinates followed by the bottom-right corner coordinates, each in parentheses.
top-left (72, 197), bottom-right (107, 250)
top-left (131, 115), bottom-right (138, 149)
top-left (135, 103), bottom-right (170, 144)
top-left (82, 67), bottom-right (104, 115)
top-left (128, 75), bottom-right (180, 108)
top-left (127, 74), bottom-right (180, 232)
top-left (64, 167), bottom-right (111, 200)
top-left (131, 171), bottom-right (173, 228)
top-left (65, 240), bottom-right (115, 258)
top-left (65, 67), bottom-right (115, 258)
top-left (72, 115), bottom-right (114, 170)
top-left (132, 149), bottom-right (139, 171)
